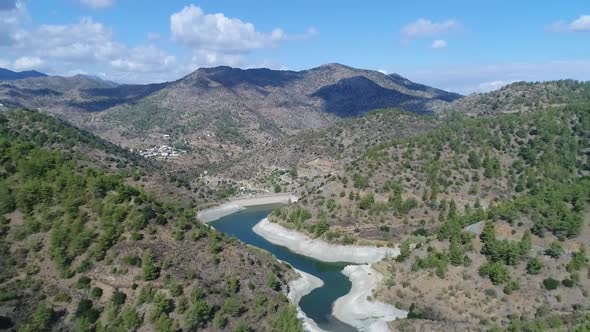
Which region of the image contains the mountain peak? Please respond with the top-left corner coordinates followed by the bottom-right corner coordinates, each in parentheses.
top-left (0, 67), bottom-right (48, 81)
top-left (315, 63), bottom-right (354, 71)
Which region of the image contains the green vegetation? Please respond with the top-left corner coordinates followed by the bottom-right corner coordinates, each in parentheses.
top-left (543, 278), bottom-right (560, 290)
top-left (0, 110), bottom-right (301, 331)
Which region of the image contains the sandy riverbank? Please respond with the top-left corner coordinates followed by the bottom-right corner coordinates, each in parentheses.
top-left (252, 218), bottom-right (398, 264)
top-left (333, 265), bottom-right (407, 332)
top-left (197, 193), bottom-right (298, 223)
top-left (288, 268), bottom-right (329, 332)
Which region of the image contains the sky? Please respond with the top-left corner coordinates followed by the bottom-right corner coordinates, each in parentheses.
top-left (0, 0), bottom-right (589, 94)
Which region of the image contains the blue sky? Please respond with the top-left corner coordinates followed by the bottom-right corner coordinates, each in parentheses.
top-left (0, 0), bottom-right (589, 93)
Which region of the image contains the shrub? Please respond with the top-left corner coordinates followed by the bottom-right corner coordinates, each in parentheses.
top-left (91, 287), bottom-right (103, 299)
top-left (222, 298), bottom-right (242, 316)
top-left (75, 299), bottom-right (100, 323)
top-left (485, 288), bottom-right (497, 298)
top-left (544, 242), bottom-right (564, 259)
top-left (396, 240), bottom-right (411, 262)
top-left (526, 258), bottom-right (543, 275)
top-left (543, 278), bottom-right (560, 290)
top-left (76, 276), bottom-right (91, 289)
top-left (561, 279), bottom-right (575, 288)
top-left (503, 280), bottom-right (520, 294)
top-left (479, 261), bottom-right (510, 285)
top-left (267, 274), bottom-right (282, 291)
top-left (111, 290), bottom-right (127, 307)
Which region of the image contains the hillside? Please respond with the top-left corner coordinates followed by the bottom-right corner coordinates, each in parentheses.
top-left (439, 80), bottom-right (590, 115)
top-left (0, 68), bottom-right (47, 81)
top-left (216, 109), bottom-right (440, 192)
top-left (87, 64), bottom-right (460, 167)
top-left (0, 110), bottom-right (303, 331)
top-left (0, 109), bottom-right (235, 208)
top-left (261, 103), bottom-right (590, 329)
top-left (0, 75), bottom-right (168, 114)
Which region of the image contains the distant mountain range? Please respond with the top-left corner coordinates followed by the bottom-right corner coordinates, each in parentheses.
top-left (0, 67), bottom-right (47, 80)
top-left (0, 63), bottom-right (463, 166)
top-left (0, 63), bottom-right (461, 115)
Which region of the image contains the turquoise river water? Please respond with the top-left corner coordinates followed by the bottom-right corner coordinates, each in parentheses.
top-left (210, 204), bottom-right (356, 332)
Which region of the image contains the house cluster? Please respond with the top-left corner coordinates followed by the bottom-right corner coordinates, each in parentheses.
top-left (138, 145), bottom-right (184, 159)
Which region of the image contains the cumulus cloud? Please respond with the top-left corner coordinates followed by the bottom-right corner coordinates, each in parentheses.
top-left (79, 0), bottom-right (115, 9)
top-left (33, 18), bottom-right (124, 62)
top-left (401, 18), bottom-right (459, 41)
top-left (431, 39), bottom-right (447, 49)
top-left (0, 14), bottom-right (183, 83)
top-left (171, 4), bottom-right (286, 53)
top-left (168, 4), bottom-right (314, 72)
top-left (549, 15), bottom-right (590, 32)
top-left (0, 3), bottom-right (314, 83)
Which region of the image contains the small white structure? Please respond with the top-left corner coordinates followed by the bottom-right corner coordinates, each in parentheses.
top-left (139, 145), bottom-right (185, 160)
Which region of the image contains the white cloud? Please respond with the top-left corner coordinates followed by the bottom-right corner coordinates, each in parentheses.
top-left (0, 3), bottom-right (314, 83)
top-left (13, 56), bottom-right (43, 70)
top-left (79, 0), bottom-right (115, 9)
top-left (167, 4), bottom-right (315, 74)
top-left (0, 14), bottom-right (183, 83)
top-left (431, 39), bottom-right (447, 49)
top-left (33, 18), bottom-right (124, 62)
top-left (171, 4), bottom-right (286, 53)
top-left (110, 45), bottom-right (176, 73)
top-left (571, 15), bottom-right (590, 31)
top-left (401, 18), bottom-right (459, 40)
top-left (548, 15), bottom-right (590, 32)
top-left (377, 69), bottom-right (388, 74)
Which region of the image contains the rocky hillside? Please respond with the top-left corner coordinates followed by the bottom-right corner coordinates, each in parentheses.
top-left (261, 103), bottom-right (590, 330)
top-left (0, 68), bottom-right (47, 81)
top-left (0, 110), bottom-right (303, 331)
top-left (216, 109), bottom-right (440, 191)
top-left (439, 80), bottom-right (590, 115)
top-left (88, 64), bottom-right (460, 167)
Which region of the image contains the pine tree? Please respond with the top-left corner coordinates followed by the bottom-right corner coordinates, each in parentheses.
top-left (519, 230), bottom-right (532, 255)
top-left (142, 249), bottom-right (160, 281)
top-left (449, 236), bottom-right (464, 266)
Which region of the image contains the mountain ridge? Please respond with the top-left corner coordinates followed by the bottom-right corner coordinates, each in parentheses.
top-left (0, 67), bottom-right (48, 81)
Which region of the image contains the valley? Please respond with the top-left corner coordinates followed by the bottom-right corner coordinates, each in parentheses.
top-left (1, 64), bottom-right (590, 332)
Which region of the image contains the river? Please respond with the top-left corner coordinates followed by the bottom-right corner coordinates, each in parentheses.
top-left (210, 204), bottom-right (357, 332)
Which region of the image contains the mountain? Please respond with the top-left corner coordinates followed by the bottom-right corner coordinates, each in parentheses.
top-left (0, 74), bottom-right (168, 113)
top-left (438, 79), bottom-right (590, 115)
top-left (0, 109), bottom-right (303, 331)
top-left (0, 67), bottom-right (47, 80)
top-left (82, 64), bottom-right (461, 167)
